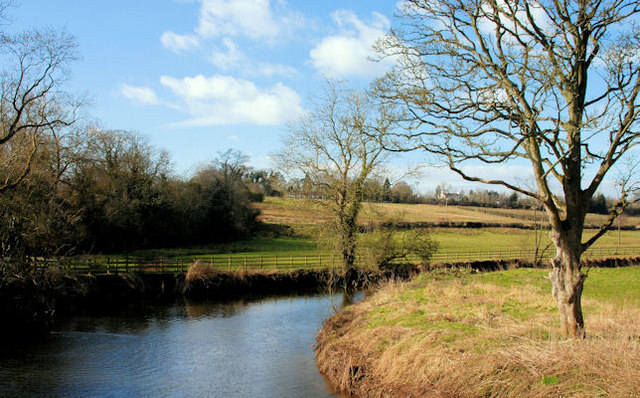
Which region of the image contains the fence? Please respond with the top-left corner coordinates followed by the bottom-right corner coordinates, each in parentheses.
top-left (430, 245), bottom-right (640, 263)
top-left (37, 245), bottom-right (640, 275)
top-left (48, 253), bottom-right (345, 274)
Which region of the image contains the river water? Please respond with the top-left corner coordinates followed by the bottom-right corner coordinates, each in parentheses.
top-left (0, 291), bottom-right (361, 397)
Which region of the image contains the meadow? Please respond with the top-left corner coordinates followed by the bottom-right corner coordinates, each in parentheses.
top-left (316, 266), bottom-right (640, 397)
top-left (254, 196), bottom-right (640, 228)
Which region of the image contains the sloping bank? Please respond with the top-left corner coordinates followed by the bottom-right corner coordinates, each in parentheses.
top-left (315, 257), bottom-right (640, 397)
top-left (0, 261), bottom-right (418, 339)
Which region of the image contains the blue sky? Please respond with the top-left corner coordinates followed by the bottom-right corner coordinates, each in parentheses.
top-left (7, 1), bottom-right (408, 176)
top-left (6, 0), bottom-right (629, 197)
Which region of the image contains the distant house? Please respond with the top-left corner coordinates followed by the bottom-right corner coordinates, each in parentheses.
top-left (437, 191), bottom-right (461, 202)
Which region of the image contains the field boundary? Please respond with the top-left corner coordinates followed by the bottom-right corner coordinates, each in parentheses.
top-left (31, 245), bottom-right (640, 274)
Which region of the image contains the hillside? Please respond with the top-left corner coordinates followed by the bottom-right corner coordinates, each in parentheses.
top-left (254, 197), bottom-right (640, 229)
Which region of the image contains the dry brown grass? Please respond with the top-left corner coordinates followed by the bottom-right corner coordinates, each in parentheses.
top-left (316, 268), bottom-right (640, 397)
top-left (255, 197), bottom-right (640, 227)
top-left (253, 197), bottom-right (331, 225)
top-left (184, 259), bottom-right (218, 282)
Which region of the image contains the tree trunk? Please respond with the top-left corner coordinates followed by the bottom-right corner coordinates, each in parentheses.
top-left (340, 194), bottom-right (360, 271)
top-left (548, 242), bottom-right (587, 338)
top-left (341, 221), bottom-right (357, 270)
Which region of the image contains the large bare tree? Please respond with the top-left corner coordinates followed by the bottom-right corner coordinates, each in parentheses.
top-left (0, 24), bottom-right (78, 192)
top-left (276, 82), bottom-right (394, 270)
top-left (376, 0), bottom-right (640, 337)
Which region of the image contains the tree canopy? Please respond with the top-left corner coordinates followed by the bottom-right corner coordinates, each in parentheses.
top-left (276, 81), bottom-right (395, 270)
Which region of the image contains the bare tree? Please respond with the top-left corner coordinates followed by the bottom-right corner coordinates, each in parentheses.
top-left (376, 0), bottom-right (640, 337)
top-left (0, 26), bottom-right (79, 192)
top-left (276, 82), bottom-right (395, 270)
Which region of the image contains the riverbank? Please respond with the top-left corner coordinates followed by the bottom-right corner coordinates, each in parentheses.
top-left (315, 261), bottom-right (640, 397)
top-left (0, 261), bottom-right (417, 339)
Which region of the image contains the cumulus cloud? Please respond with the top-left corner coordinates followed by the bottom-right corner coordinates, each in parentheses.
top-left (310, 10), bottom-right (394, 78)
top-left (161, 0), bottom-right (303, 76)
top-left (120, 85), bottom-right (160, 105)
top-left (160, 74), bottom-right (305, 125)
top-left (160, 31), bottom-right (200, 53)
top-left (196, 0), bottom-right (304, 42)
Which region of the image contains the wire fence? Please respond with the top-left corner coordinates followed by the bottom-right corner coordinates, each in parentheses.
top-left (33, 245), bottom-right (640, 275)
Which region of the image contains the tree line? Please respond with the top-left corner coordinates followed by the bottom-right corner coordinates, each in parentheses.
top-left (0, 128), bottom-right (261, 259)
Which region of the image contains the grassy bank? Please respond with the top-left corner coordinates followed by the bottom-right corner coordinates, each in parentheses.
top-left (316, 266), bottom-right (640, 397)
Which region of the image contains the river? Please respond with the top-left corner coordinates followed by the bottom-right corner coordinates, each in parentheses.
top-left (0, 291), bottom-right (362, 397)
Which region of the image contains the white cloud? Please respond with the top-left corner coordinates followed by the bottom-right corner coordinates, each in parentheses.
top-left (209, 38), bottom-right (246, 70)
top-left (162, 0), bottom-right (302, 76)
top-left (257, 63), bottom-right (298, 78)
top-left (160, 31), bottom-right (200, 53)
top-left (310, 10), bottom-right (394, 78)
top-left (196, 0), bottom-right (304, 42)
top-left (477, 1), bottom-right (551, 44)
top-left (120, 85), bottom-right (160, 105)
top-left (160, 74), bottom-right (304, 125)
top-left (208, 38), bottom-right (298, 77)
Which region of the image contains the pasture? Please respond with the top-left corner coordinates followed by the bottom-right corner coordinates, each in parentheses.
top-left (61, 198), bottom-right (640, 274)
top-left (254, 196), bottom-right (640, 228)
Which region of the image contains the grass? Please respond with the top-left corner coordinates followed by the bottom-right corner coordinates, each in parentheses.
top-left (126, 223), bottom-right (640, 260)
top-left (316, 266), bottom-right (640, 397)
top-left (256, 196), bottom-right (640, 228)
top-left (80, 226), bottom-right (638, 272)
top-left (432, 227), bottom-right (640, 252)
top-left (123, 236), bottom-right (319, 259)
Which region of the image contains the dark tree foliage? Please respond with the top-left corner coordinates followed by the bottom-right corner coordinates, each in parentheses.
top-left (589, 193), bottom-right (608, 215)
top-left (0, 128), bottom-right (261, 257)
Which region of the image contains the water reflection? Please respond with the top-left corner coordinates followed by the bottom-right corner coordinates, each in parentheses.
top-left (0, 291), bottom-right (363, 398)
